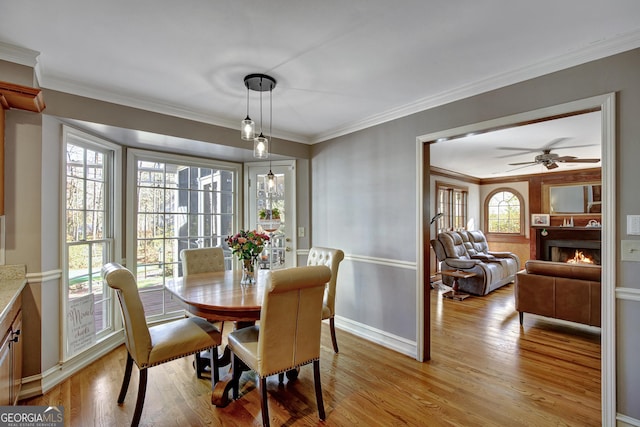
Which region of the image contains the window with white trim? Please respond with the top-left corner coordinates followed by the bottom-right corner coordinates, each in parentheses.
top-left (63, 127), bottom-right (119, 358)
top-left (485, 188), bottom-right (523, 234)
top-left (127, 150), bottom-right (240, 319)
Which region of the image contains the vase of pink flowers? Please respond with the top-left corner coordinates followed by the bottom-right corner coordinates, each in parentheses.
top-left (225, 229), bottom-right (270, 285)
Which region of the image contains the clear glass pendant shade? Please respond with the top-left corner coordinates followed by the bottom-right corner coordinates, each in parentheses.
top-left (241, 116), bottom-right (255, 140)
top-left (267, 170), bottom-right (277, 193)
top-left (254, 134), bottom-right (269, 159)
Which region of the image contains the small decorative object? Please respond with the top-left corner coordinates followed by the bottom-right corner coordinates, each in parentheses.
top-left (531, 213), bottom-right (550, 227)
top-left (541, 228), bottom-right (548, 237)
top-left (587, 219), bottom-right (601, 228)
top-left (225, 230), bottom-right (270, 285)
top-left (258, 208), bottom-right (281, 232)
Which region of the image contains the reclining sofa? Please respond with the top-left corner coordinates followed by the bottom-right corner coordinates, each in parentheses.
top-left (431, 230), bottom-right (520, 295)
top-left (515, 260), bottom-right (601, 327)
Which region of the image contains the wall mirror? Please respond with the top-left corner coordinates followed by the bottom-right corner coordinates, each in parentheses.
top-left (542, 182), bottom-right (602, 214)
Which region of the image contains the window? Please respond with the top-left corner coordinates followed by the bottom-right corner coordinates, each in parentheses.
top-left (435, 181), bottom-right (468, 232)
top-left (436, 183), bottom-right (468, 231)
top-left (63, 127), bottom-right (120, 359)
top-left (485, 188), bottom-right (523, 234)
top-left (128, 150), bottom-right (240, 319)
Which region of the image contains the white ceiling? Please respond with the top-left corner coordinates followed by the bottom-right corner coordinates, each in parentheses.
top-left (1, 1), bottom-right (638, 174)
top-left (430, 111), bottom-right (602, 179)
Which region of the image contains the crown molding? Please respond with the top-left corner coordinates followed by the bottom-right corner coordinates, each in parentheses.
top-left (310, 29), bottom-right (640, 143)
top-left (3, 29), bottom-right (639, 145)
top-left (0, 41), bottom-right (40, 68)
top-left (39, 74), bottom-right (311, 144)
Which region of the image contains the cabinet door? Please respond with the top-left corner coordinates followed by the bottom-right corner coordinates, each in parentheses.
top-left (0, 330), bottom-right (11, 406)
top-left (10, 311), bottom-right (21, 405)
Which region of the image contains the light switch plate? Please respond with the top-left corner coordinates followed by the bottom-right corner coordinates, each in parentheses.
top-left (297, 227), bottom-right (305, 238)
top-left (621, 240), bottom-right (640, 261)
top-left (627, 215), bottom-right (640, 235)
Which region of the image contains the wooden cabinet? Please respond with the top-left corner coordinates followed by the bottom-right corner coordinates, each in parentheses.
top-left (0, 293), bottom-right (22, 405)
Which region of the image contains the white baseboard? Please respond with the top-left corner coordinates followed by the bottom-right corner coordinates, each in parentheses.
top-left (19, 332), bottom-right (124, 400)
top-left (334, 315), bottom-right (416, 358)
top-left (618, 413), bottom-right (640, 426)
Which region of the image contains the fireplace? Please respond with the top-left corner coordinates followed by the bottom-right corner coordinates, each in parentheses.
top-left (534, 227), bottom-right (601, 265)
top-left (550, 244), bottom-right (601, 265)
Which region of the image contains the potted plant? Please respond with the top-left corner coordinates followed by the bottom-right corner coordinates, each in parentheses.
top-left (258, 208), bottom-right (281, 232)
top-left (258, 207), bottom-right (280, 220)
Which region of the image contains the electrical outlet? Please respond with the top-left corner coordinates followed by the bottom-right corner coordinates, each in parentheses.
top-left (298, 227), bottom-right (305, 238)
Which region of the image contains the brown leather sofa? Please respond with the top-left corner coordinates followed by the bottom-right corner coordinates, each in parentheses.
top-left (515, 260), bottom-right (601, 327)
top-left (431, 230), bottom-right (520, 295)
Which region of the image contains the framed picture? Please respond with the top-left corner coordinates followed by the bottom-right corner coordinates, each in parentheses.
top-left (531, 213), bottom-right (550, 227)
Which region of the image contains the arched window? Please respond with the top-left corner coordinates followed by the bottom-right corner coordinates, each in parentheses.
top-left (485, 188), bottom-right (524, 234)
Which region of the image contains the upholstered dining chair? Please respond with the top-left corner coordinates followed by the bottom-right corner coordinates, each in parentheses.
top-left (180, 246), bottom-right (227, 377)
top-left (306, 246), bottom-right (345, 353)
top-left (180, 246), bottom-right (225, 275)
top-left (228, 265), bottom-right (332, 427)
top-left (102, 262), bottom-right (222, 427)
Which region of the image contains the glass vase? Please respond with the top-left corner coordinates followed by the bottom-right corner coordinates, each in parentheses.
top-left (241, 258), bottom-right (257, 285)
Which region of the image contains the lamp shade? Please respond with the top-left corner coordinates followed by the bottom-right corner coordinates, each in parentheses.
top-left (254, 134), bottom-right (269, 159)
top-left (267, 170), bottom-right (277, 193)
top-left (241, 116), bottom-right (255, 140)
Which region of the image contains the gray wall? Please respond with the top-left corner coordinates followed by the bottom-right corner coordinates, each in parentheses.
top-left (311, 48), bottom-right (640, 420)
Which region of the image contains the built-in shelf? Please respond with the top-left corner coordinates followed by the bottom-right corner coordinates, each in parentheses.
top-left (0, 81), bottom-right (46, 112)
top-left (1, 81), bottom-right (46, 216)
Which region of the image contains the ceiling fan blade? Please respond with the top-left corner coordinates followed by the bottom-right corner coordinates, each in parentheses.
top-left (508, 161), bottom-right (537, 166)
top-left (553, 156), bottom-right (577, 162)
top-left (558, 158), bottom-right (601, 163)
top-left (505, 163), bottom-right (539, 173)
top-left (542, 137), bottom-right (571, 150)
top-left (495, 147), bottom-right (544, 159)
top-left (545, 162), bottom-right (559, 170)
top-left (547, 143), bottom-right (599, 151)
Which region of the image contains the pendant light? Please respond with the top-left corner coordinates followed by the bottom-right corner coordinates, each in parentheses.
top-left (240, 83), bottom-right (255, 141)
top-left (266, 87), bottom-right (277, 193)
top-left (241, 74), bottom-right (276, 159)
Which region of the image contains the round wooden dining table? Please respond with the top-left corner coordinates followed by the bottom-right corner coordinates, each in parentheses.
top-left (166, 269), bottom-right (267, 322)
top-left (165, 269), bottom-right (269, 406)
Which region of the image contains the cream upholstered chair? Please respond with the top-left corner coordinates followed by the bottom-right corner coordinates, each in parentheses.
top-left (307, 246), bottom-right (345, 353)
top-left (102, 262), bottom-right (222, 427)
top-left (229, 265), bottom-right (332, 427)
top-left (180, 246), bottom-right (225, 275)
top-left (180, 246), bottom-right (226, 377)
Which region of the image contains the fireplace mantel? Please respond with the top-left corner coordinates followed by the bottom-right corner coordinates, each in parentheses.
top-left (534, 226), bottom-right (601, 263)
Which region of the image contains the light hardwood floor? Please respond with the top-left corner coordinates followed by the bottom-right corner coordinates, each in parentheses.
top-left (20, 284), bottom-right (601, 426)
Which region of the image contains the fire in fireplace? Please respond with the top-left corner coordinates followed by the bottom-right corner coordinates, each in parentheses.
top-left (566, 250), bottom-right (595, 264)
top-left (551, 246), bottom-right (600, 265)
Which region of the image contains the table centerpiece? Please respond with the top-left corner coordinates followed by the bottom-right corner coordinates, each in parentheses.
top-left (225, 229), bottom-right (270, 285)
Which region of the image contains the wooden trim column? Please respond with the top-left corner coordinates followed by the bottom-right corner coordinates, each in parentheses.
top-left (0, 82), bottom-right (47, 216)
top-left (0, 105), bottom-right (4, 215)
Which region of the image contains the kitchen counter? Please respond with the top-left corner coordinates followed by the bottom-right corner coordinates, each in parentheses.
top-left (0, 265), bottom-right (26, 326)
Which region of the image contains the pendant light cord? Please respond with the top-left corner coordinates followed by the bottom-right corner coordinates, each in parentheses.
top-left (259, 77), bottom-right (264, 134)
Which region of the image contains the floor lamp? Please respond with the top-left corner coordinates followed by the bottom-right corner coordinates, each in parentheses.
top-left (429, 213), bottom-right (443, 286)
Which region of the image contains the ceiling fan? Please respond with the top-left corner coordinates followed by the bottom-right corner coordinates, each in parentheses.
top-left (503, 138), bottom-right (600, 171)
